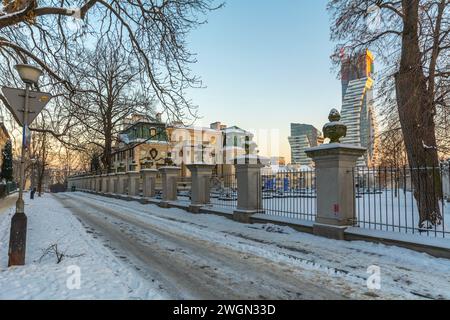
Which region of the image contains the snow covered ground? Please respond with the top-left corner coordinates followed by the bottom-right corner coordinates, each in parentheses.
top-left (211, 190), bottom-right (450, 238)
top-left (355, 190), bottom-right (450, 237)
top-left (61, 193), bottom-right (450, 299)
top-left (0, 193), bottom-right (167, 300)
top-left (1, 192), bottom-right (450, 300)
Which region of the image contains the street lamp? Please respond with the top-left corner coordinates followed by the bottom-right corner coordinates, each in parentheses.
top-left (14, 64), bottom-right (43, 85)
top-left (8, 63), bottom-right (42, 267)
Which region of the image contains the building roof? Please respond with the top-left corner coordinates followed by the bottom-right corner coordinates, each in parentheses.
top-left (120, 121), bottom-right (166, 134)
top-left (222, 126), bottom-right (254, 137)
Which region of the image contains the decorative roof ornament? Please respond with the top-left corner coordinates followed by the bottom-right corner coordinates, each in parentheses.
top-left (323, 109), bottom-right (347, 143)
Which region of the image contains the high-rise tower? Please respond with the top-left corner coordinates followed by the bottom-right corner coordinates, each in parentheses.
top-left (288, 124), bottom-right (323, 166)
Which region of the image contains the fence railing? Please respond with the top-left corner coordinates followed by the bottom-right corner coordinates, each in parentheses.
top-left (353, 166), bottom-right (450, 238)
top-left (260, 170), bottom-right (317, 221)
top-left (209, 174), bottom-right (238, 210)
top-left (177, 176), bottom-right (191, 199)
top-left (0, 181), bottom-right (18, 198)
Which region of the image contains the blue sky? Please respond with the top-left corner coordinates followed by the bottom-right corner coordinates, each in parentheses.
top-left (186, 0), bottom-right (341, 162)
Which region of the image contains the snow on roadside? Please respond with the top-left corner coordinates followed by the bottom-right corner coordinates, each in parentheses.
top-left (0, 193), bottom-right (166, 300)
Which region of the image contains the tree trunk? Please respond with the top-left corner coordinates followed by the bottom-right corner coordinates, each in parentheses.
top-left (395, 0), bottom-right (442, 228)
top-left (37, 133), bottom-right (47, 197)
top-left (37, 163), bottom-right (44, 197)
top-left (102, 125), bottom-right (113, 173)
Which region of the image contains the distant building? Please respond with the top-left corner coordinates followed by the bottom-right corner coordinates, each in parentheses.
top-left (110, 117), bottom-right (258, 177)
top-left (221, 125), bottom-right (257, 173)
top-left (270, 156), bottom-right (286, 166)
top-left (339, 49), bottom-right (379, 167)
top-left (167, 122), bottom-right (223, 177)
top-left (112, 115), bottom-right (170, 172)
top-left (288, 124), bottom-right (323, 166)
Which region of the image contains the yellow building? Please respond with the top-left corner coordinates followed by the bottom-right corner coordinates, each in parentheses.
top-left (111, 118), bottom-right (258, 177)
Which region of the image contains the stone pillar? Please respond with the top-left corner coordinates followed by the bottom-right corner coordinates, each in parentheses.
top-left (233, 159), bottom-right (266, 223)
top-left (141, 169), bottom-right (158, 198)
top-left (96, 175), bottom-right (102, 193)
top-left (127, 171), bottom-right (141, 197)
top-left (102, 174), bottom-right (108, 194)
top-left (305, 143), bottom-right (366, 240)
top-left (91, 176), bottom-right (95, 192)
top-left (109, 173), bottom-right (117, 194)
top-left (87, 176), bottom-right (92, 191)
top-left (443, 161), bottom-right (450, 202)
top-left (187, 164), bottom-right (215, 213)
top-left (118, 172), bottom-right (129, 195)
top-left (159, 167), bottom-right (181, 208)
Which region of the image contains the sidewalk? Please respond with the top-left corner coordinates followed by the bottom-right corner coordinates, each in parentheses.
top-left (0, 193), bottom-right (166, 300)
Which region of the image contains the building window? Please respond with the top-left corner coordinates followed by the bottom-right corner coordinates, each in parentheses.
top-left (150, 128), bottom-right (157, 138)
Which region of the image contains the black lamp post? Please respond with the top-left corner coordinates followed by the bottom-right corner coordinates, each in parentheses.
top-left (8, 64), bottom-right (42, 267)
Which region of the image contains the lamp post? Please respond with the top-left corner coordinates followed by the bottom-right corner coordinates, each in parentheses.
top-left (8, 64), bottom-right (42, 267)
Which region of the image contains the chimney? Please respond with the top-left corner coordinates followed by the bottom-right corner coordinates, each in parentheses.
top-left (210, 122), bottom-right (222, 130)
top-left (155, 113), bottom-right (162, 122)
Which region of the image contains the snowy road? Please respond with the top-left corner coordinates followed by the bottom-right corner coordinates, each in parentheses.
top-left (53, 192), bottom-right (450, 300)
top-left (56, 193), bottom-right (346, 299)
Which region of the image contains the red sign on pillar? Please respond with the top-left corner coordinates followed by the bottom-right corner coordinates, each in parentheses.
top-left (333, 204), bottom-right (340, 215)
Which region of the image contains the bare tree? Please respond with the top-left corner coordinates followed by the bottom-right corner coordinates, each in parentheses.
top-left (69, 39), bottom-right (156, 171)
top-left (329, 0), bottom-right (450, 227)
top-left (0, 0), bottom-right (221, 141)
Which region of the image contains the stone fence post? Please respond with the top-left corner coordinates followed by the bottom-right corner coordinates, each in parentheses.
top-left (159, 167), bottom-right (181, 208)
top-left (127, 171), bottom-right (141, 197)
top-left (96, 175), bottom-right (102, 193)
top-left (91, 176), bottom-right (96, 192)
top-left (305, 144), bottom-right (366, 239)
top-left (101, 174), bottom-right (108, 194)
top-left (108, 173), bottom-right (117, 194)
top-left (84, 176), bottom-right (94, 191)
top-left (443, 161), bottom-right (450, 202)
top-left (141, 169), bottom-right (158, 198)
top-left (187, 164), bottom-right (215, 213)
top-left (117, 172), bottom-right (128, 195)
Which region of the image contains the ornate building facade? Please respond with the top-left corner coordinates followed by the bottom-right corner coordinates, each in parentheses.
top-left (110, 116), bottom-right (257, 177)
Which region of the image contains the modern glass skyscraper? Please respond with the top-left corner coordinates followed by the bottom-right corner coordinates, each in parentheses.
top-left (288, 124), bottom-right (323, 166)
top-left (339, 49), bottom-right (379, 167)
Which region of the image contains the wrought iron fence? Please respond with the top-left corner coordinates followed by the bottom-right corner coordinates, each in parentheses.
top-left (260, 170), bottom-right (317, 221)
top-left (353, 166), bottom-right (450, 238)
top-left (210, 174), bottom-right (238, 209)
top-left (0, 181), bottom-right (17, 198)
